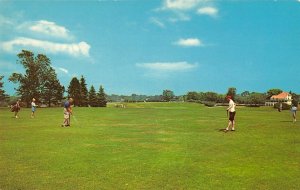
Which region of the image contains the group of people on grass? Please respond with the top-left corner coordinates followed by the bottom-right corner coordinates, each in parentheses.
top-left (10, 96), bottom-right (297, 129)
top-left (10, 97), bottom-right (74, 127)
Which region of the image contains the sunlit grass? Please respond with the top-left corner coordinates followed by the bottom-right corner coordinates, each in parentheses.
top-left (0, 103), bottom-right (299, 189)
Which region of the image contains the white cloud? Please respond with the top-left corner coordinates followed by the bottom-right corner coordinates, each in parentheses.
top-left (53, 66), bottom-right (69, 74)
top-left (150, 17), bottom-right (165, 28)
top-left (58, 67), bottom-right (69, 74)
top-left (163, 0), bottom-right (202, 10)
top-left (136, 62), bottom-right (197, 72)
top-left (168, 12), bottom-right (191, 22)
top-left (197, 7), bottom-right (218, 17)
top-left (175, 38), bottom-right (203, 47)
top-left (0, 15), bottom-right (14, 26)
top-left (156, 0), bottom-right (218, 23)
top-left (28, 20), bottom-right (71, 39)
top-left (1, 37), bottom-right (90, 57)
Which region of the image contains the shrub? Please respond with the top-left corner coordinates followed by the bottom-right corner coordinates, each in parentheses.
top-left (202, 101), bottom-right (216, 107)
top-left (245, 104), bottom-right (260, 107)
top-left (274, 102), bottom-right (291, 110)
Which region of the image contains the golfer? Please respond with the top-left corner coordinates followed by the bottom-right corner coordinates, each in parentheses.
top-left (291, 101), bottom-right (298, 123)
top-left (224, 96), bottom-right (236, 132)
top-left (11, 99), bottom-right (21, 118)
top-left (62, 98), bottom-right (74, 127)
top-left (31, 98), bottom-right (37, 118)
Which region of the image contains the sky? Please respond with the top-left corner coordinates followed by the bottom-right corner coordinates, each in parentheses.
top-left (0, 0), bottom-right (300, 96)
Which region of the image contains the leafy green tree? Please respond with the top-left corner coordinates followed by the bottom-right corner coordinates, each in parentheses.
top-left (267, 89), bottom-right (282, 98)
top-left (162, 90), bottom-right (175, 102)
top-left (226, 87), bottom-right (237, 100)
top-left (68, 77), bottom-right (81, 106)
top-left (9, 50), bottom-right (63, 107)
top-left (88, 85), bottom-right (98, 107)
top-left (248, 92), bottom-right (266, 105)
top-left (203, 92), bottom-right (218, 102)
top-left (186, 91), bottom-right (200, 101)
top-left (42, 68), bottom-right (65, 107)
top-left (0, 76), bottom-right (8, 102)
top-left (290, 91), bottom-right (299, 106)
top-left (79, 75), bottom-right (89, 107)
top-left (97, 85), bottom-right (107, 107)
top-left (241, 91), bottom-right (250, 97)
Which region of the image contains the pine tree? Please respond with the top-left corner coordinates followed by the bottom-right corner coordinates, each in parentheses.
top-left (41, 67), bottom-right (65, 107)
top-left (88, 85), bottom-right (98, 107)
top-left (97, 85), bottom-right (107, 107)
top-left (68, 77), bottom-right (81, 106)
top-left (79, 75), bottom-right (89, 107)
top-left (0, 76), bottom-right (8, 102)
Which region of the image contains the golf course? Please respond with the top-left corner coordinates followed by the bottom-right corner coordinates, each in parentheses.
top-left (0, 102), bottom-right (299, 189)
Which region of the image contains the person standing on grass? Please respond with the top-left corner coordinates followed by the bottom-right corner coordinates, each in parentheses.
top-left (11, 99), bottom-right (21, 118)
top-left (31, 98), bottom-right (37, 118)
top-left (291, 99), bottom-right (298, 123)
top-left (224, 96), bottom-right (236, 132)
top-left (62, 98), bottom-right (73, 127)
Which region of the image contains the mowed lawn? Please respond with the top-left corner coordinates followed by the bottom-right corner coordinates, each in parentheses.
top-left (0, 103), bottom-right (299, 190)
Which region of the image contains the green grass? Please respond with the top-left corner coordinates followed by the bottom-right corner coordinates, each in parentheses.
top-left (0, 102), bottom-right (299, 190)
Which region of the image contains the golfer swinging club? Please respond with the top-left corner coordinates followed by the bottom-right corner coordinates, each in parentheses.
top-left (61, 98), bottom-right (74, 127)
top-left (224, 95), bottom-right (236, 132)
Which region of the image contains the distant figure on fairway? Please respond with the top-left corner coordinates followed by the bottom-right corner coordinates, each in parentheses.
top-left (291, 100), bottom-right (298, 123)
top-left (278, 102), bottom-right (283, 112)
top-left (224, 96), bottom-right (236, 132)
top-left (11, 99), bottom-right (21, 118)
top-left (62, 98), bottom-right (74, 127)
top-left (31, 98), bottom-right (37, 118)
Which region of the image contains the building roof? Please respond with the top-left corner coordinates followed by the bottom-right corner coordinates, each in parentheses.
top-left (271, 92), bottom-right (291, 99)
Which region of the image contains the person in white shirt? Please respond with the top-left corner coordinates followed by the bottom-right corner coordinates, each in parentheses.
top-left (225, 95), bottom-right (236, 132)
top-left (291, 100), bottom-right (298, 123)
top-left (31, 98), bottom-right (37, 118)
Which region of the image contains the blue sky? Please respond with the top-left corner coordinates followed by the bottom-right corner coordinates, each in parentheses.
top-left (1, 0), bottom-right (300, 96)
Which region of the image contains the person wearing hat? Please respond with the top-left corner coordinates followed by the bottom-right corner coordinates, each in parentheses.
top-left (31, 98), bottom-right (37, 118)
top-left (62, 98), bottom-right (74, 127)
top-left (224, 95), bottom-right (236, 132)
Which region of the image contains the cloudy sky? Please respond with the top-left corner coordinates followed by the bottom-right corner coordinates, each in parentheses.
top-left (1, 0), bottom-right (300, 95)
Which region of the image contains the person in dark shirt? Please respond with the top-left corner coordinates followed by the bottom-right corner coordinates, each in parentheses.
top-left (11, 99), bottom-right (21, 118)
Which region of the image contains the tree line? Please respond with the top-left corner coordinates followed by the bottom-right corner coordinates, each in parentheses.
top-left (0, 50), bottom-right (107, 107)
top-left (0, 50), bottom-right (299, 107)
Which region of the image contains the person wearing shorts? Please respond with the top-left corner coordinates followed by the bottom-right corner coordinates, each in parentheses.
top-left (62, 98), bottom-right (73, 127)
top-left (291, 102), bottom-right (298, 123)
top-left (31, 98), bottom-right (37, 118)
top-left (225, 96), bottom-right (236, 132)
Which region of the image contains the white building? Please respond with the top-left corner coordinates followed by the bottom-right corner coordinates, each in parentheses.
top-left (265, 92), bottom-right (292, 106)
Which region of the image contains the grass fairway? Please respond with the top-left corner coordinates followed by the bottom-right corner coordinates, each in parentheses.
top-left (0, 103), bottom-right (300, 190)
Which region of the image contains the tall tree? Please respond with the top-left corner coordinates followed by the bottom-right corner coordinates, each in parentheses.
top-left (267, 88), bottom-right (283, 98)
top-left (88, 85), bottom-right (98, 107)
top-left (226, 87), bottom-right (237, 100)
top-left (68, 77), bottom-right (81, 106)
top-left (0, 76), bottom-right (8, 102)
top-left (241, 91), bottom-right (250, 97)
top-left (186, 91), bottom-right (200, 101)
top-left (79, 76), bottom-right (88, 107)
top-left (9, 50), bottom-right (63, 107)
top-left (97, 85), bottom-right (107, 107)
top-left (162, 90), bottom-right (175, 102)
top-left (41, 68), bottom-right (65, 107)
